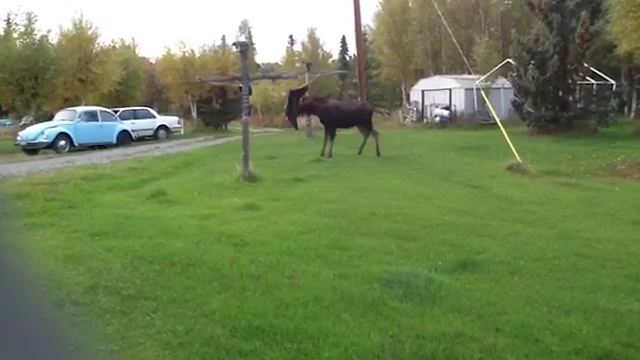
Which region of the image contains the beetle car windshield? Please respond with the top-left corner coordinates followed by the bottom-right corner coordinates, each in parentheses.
top-left (53, 110), bottom-right (77, 122)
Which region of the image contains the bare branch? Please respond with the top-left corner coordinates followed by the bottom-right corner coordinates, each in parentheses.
top-left (299, 70), bottom-right (350, 88)
top-left (195, 74), bottom-right (242, 84)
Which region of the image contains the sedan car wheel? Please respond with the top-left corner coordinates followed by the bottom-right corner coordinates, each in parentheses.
top-left (52, 134), bottom-right (72, 153)
top-left (155, 127), bottom-right (169, 141)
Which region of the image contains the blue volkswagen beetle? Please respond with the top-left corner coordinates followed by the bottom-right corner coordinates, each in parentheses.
top-left (15, 106), bottom-right (136, 155)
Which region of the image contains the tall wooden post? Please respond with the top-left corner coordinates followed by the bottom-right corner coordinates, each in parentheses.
top-left (305, 62), bottom-right (313, 137)
top-left (233, 40), bottom-right (253, 180)
top-left (353, 0), bottom-right (368, 102)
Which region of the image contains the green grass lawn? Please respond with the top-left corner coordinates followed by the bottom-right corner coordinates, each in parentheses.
top-left (1, 123), bottom-right (640, 359)
top-left (0, 138), bottom-right (17, 155)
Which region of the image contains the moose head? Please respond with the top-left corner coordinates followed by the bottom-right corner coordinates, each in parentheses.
top-left (284, 85), bottom-right (309, 130)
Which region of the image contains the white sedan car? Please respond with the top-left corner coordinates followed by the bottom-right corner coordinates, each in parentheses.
top-left (112, 107), bottom-right (183, 140)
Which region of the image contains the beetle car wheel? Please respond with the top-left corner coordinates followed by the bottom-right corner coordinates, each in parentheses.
top-left (52, 134), bottom-right (72, 153)
top-left (117, 131), bottom-right (132, 146)
top-left (155, 126), bottom-right (169, 141)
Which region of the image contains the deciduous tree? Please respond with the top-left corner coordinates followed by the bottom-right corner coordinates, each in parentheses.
top-left (299, 27), bottom-right (338, 98)
top-left (0, 13), bottom-right (17, 114)
top-left (156, 44), bottom-right (205, 121)
top-left (472, 34), bottom-right (501, 75)
top-left (100, 39), bottom-right (146, 108)
top-left (52, 15), bottom-right (120, 108)
top-left (11, 12), bottom-right (57, 117)
top-left (371, 0), bottom-right (416, 105)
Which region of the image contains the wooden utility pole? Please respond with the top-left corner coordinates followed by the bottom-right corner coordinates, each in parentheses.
top-left (194, 65), bottom-right (347, 180)
top-left (353, 0), bottom-right (368, 102)
top-left (233, 40), bottom-right (253, 180)
top-left (305, 62), bottom-right (313, 137)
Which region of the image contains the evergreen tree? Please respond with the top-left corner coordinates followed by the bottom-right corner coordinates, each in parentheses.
top-left (220, 35), bottom-right (229, 55)
top-left (337, 35), bottom-right (351, 99)
top-left (287, 34), bottom-right (296, 50)
top-left (510, 0), bottom-right (606, 131)
top-left (575, 11), bottom-right (593, 61)
top-left (363, 27), bottom-right (400, 111)
top-left (237, 19), bottom-right (258, 72)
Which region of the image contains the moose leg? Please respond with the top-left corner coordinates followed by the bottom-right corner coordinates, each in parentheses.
top-left (320, 129), bottom-right (329, 157)
top-left (371, 129), bottom-right (381, 157)
top-left (357, 126), bottom-right (371, 155)
top-left (327, 128), bottom-right (337, 158)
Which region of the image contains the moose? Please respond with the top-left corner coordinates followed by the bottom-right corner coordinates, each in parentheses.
top-left (285, 85), bottom-right (381, 158)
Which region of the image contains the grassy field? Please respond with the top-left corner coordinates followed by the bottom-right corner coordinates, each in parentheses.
top-left (1, 122), bottom-right (639, 359)
top-left (0, 138), bottom-right (15, 154)
top-left (0, 127), bottom-right (19, 154)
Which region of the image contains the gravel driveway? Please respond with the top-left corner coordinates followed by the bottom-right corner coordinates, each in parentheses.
top-left (0, 128), bottom-right (281, 178)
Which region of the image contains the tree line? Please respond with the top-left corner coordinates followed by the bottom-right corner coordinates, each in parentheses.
top-left (0, 12), bottom-right (365, 128)
top-left (372, 0), bottom-right (640, 132)
top-left (2, 1), bottom-right (640, 131)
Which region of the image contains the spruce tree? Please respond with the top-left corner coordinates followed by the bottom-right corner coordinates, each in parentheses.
top-left (338, 35), bottom-right (351, 99)
top-left (510, 0), bottom-right (582, 131)
top-left (287, 34), bottom-right (296, 50)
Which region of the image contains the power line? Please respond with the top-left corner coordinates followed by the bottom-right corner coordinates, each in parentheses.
top-left (430, 0), bottom-right (474, 74)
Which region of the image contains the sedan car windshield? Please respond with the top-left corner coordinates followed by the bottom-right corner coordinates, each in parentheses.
top-left (53, 110), bottom-right (77, 121)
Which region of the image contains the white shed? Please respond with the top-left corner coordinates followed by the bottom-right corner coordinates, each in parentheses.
top-left (409, 75), bottom-right (515, 122)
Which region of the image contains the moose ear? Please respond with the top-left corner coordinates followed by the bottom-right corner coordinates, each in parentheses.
top-left (296, 85), bottom-right (309, 95)
top-left (289, 85), bottom-right (308, 99)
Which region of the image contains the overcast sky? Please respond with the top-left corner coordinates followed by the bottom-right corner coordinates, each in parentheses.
top-left (1, 0), bottom-right (379, 63)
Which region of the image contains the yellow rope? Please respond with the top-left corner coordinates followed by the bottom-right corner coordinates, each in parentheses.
top-left (430, 0), bottom-right (524, 164)
top-left (479, 90), bottom-right (523, 163)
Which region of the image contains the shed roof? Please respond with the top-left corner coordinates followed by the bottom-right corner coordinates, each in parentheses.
top-left (411, 75), bottom-right (512, 91)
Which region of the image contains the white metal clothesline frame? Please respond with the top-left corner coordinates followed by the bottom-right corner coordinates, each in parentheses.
top-left (473, 59), bottom-right (617, 114)
top-left (473, 58), bottom-right (516, 114)
top-left (580, 63), bottom-right (617, 90)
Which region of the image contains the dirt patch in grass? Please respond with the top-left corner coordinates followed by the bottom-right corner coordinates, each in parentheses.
top-left (238, 202), bottom-right (262, 212)
top-left (607, 160), bottom-right (640, 181)
top-left (146, 188), bottom-right (181, 205)
top-left (446, 256), bottom-right (485, 274)
top-left (0, 128), bottom-right (17, 140)
top-left (379, 270), bottom-right (445, 304)
top-left (507, 161), bottom-right (533, 175)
